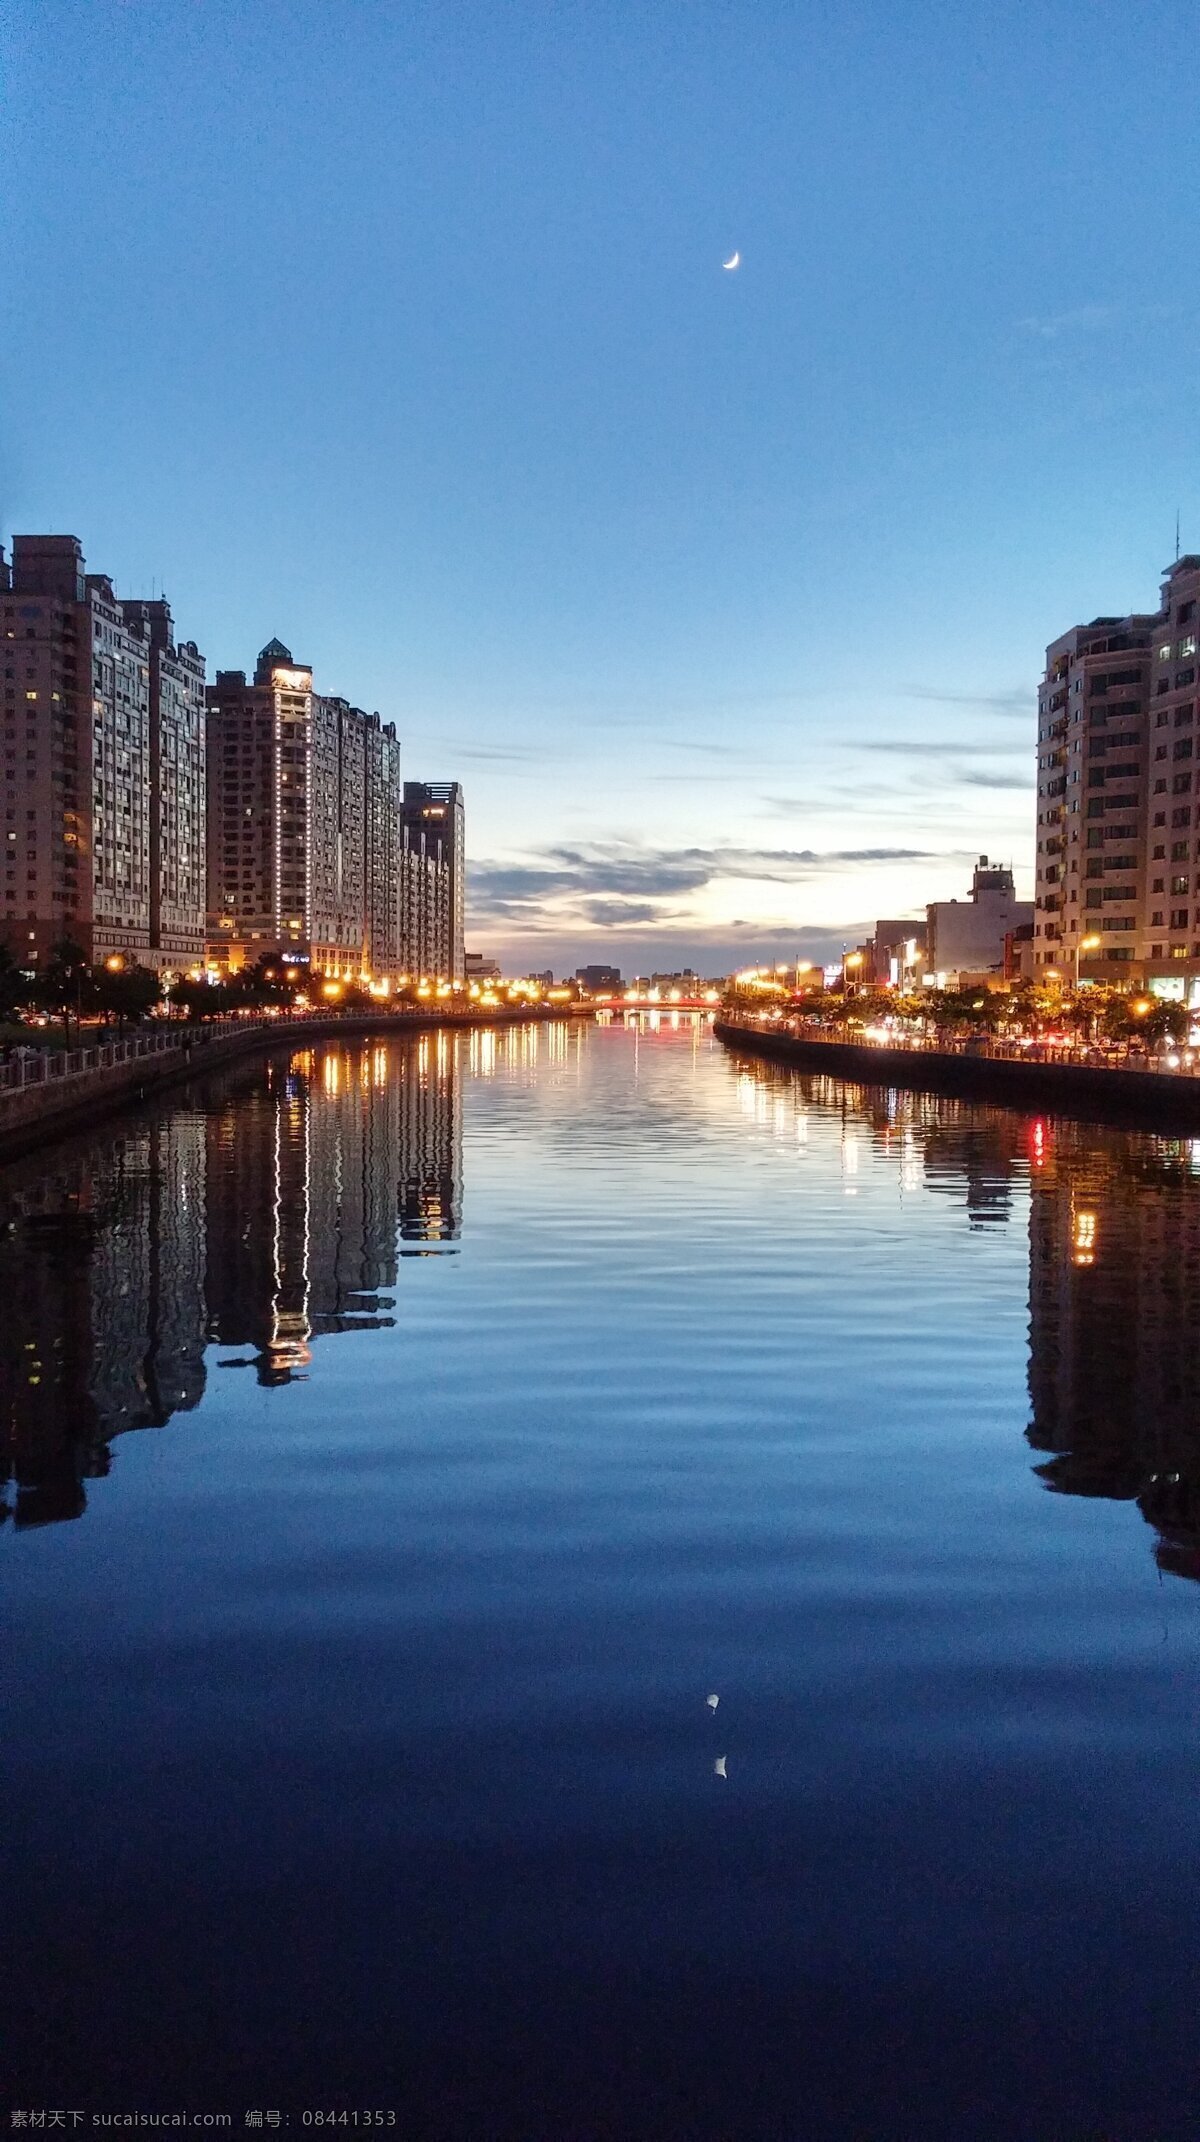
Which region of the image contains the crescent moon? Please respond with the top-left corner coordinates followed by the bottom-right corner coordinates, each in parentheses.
top-left (722, 251), bottom-right (740, 271)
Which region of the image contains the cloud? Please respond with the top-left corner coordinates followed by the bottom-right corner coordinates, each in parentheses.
top-left (658, 739), bottom-right (752, 758)
top-left (467, 840), bottom-right (958, 948)
top-left (860, 739), bottom-right (1025, 759)
top-left (454, 745), bottom-right (543, 764)
top-left (954, 768), bottom-right (1034, 791)
top-left (901, 684), bottom-right (1034, 716)
top-left (1017, 304), bottom-right (1117, 340)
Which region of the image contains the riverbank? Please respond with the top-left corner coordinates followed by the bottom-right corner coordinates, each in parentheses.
top-left (0, 1007), bottom-right (549, 1163)
top-left (714, 1016), bottom-right (1200, 1130)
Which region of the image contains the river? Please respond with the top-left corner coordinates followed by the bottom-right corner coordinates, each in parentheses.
top-left (3, 1018), bottom-right (1199, 2138)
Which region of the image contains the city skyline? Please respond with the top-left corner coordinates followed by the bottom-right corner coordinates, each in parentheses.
top-left (3, 3), bottom-right (1199, 970)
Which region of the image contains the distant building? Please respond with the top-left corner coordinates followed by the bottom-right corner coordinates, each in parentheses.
top-left (205, 640), bottom-right (401, 981)
top-left (1004, 920), bottom-right (1035, 980)
top-left (925, 857), bottom-right (1032, 983)
top-left (575, 964), bottom-right (622, 989)
top-left (869, 918), bottom-right (925, 986)
top-left (400, 781), bottom-right (464, 983)
top-left (465, 951), bottom-right (501, 982)
top-left (0, 535), bottom-right (204, 972)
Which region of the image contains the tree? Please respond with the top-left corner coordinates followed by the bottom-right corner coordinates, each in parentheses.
top-left (94, 960), bottom-right (161, 1031)
top-left (36, 938), bottom-right (94, 1044)
top-left (0, 941), bottom-right (26, 1023)
top-left (1102, 995), bottom-right (1188, 1048)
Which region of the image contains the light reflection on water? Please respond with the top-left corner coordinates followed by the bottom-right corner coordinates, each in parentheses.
top-left (3, 1020), bottom-right (1200, 2138)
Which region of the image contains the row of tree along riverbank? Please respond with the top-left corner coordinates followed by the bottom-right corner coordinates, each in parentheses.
top-left (714, 1015), bottom-right (1200, 1131)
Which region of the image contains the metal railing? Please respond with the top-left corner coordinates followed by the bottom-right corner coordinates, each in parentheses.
top-left (719, 1007), bottom-right (1200, 1079)
top-left (0, 1019), bottom-right (263, 1094)
top-left (0, 1003), bottom-right (567, 1099)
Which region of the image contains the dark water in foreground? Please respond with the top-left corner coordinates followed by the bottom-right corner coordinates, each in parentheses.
top-left (3, 1020), bottom-right (1200, 2139)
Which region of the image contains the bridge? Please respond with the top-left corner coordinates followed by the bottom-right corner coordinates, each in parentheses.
top-left (582, 995), bottom-right (719, 1014)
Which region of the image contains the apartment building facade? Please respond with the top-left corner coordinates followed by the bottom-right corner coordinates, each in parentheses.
top-left (399, 780), bottom-right (465, 983)
top-left (206, 641), bottom-right (408, 983)
top-left (1034, 556), bottom-right (1200, 983)
top-left (1141, 557), bottom-right (1200, 971)
top-left (0, 536), bottom-right (204, 972)
top-left (123, 599), bottom-right (206, 966)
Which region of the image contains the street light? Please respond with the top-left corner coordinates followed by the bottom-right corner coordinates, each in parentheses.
top-left (1075, 933), bottom-right (1102, 986)
top-left (843, 951), bottom-right (864, 994)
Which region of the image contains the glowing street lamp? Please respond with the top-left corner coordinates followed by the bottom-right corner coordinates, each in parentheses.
top-left (1075, 933), bottom-right (1103, 986)
top-left (843, 951), bottom-right (864, 994)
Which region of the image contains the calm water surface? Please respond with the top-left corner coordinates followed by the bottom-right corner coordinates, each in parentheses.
top-left (3, 1020), bottom-right (1199, 2138)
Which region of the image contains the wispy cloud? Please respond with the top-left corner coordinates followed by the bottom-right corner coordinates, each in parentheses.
top-left (469, 839), bottom-right (956, 941)
top-left (954, 768), bottom-right (1034, 791)
top-left (1017, 304), bottom-right (1117, 341)
top-left (901, 684), bottom-right (1034, 716)
top-left (860, 738), bottom-right (1025, 759)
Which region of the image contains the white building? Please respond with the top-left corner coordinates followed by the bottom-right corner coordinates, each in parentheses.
top-left (925, 857), bottom-right (1032, 984)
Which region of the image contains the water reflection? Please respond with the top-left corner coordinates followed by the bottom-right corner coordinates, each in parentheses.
top-left (731, 1055), bottom-right (1200, 1582)
top-left (7, 1027), bottom-right (1200, 1589)
top-left (0, 1036), bottom-right (462, 1528)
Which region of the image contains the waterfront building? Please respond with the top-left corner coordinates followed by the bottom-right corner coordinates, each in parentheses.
top-left (0, 535), bottom-right (204, 972)
top-left (122, 600), bottom-right (207, 968)
top-left (465, 951), bottom-right (501, 982)
top-left (575, 964), bottom-right (623, 989)
top-left (1142, 556), bottom-right (1200, 979)
top-left (400, 781), bottom-right (465, 982)
top-left (1034, 607), bottom-right (1156, 980)
top-left (867, 919), bottom-right (925, 987)
top-left (1033, 556), bottom-right (1200, 984)
top-left (206, 642), bottom-right (402, 983)
top-left (924, 857), bottom-right (1031, 984)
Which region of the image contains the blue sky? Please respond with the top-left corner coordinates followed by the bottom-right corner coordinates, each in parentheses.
top-left (3, 0), bottom-right (1197, 972)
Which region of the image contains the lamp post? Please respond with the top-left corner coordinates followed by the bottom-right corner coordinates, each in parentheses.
top-left (1075, 932), bottom-right (1102, 987)
top-left (843, 951), bottom-right (864, 996)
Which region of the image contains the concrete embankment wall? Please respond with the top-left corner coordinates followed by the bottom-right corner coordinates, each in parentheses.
top-left (714, 1020), bottom-right (1200, 1132)
top-left (0, 1011), bottom-right (538, 1164)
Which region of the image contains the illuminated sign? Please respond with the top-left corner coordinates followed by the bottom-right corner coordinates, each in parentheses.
top-left (271, 667), bottom-right (312, 691)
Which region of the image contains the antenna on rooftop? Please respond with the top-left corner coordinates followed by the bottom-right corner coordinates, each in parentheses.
top-left (1176, 509), bottom-right (1181, 563)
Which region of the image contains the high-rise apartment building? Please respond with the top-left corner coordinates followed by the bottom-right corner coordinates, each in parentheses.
top-left (0, 536), bottom-right (204, 971)
top-left (365, 712), bottom-right (403, 979)
top-left (122, 600), bottom-right (206, 966)
top-left (206, 641), bottom-right (404, 981)
top-left (1142, 556), bottom-right (1200, 970)
top-left (1034, 556), bottom-right (1200, 982)
top-left (400, 780), bottom-right (465, 982)
top-left (206, 640), bottom-right (315, 964)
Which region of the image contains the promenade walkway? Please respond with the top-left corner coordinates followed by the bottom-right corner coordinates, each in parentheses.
top-left (715, 1008), bottom-right (1200, 1129)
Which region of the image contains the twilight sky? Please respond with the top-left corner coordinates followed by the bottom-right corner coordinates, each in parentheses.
top-left (3, 0), bottom-right (1198, 974)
